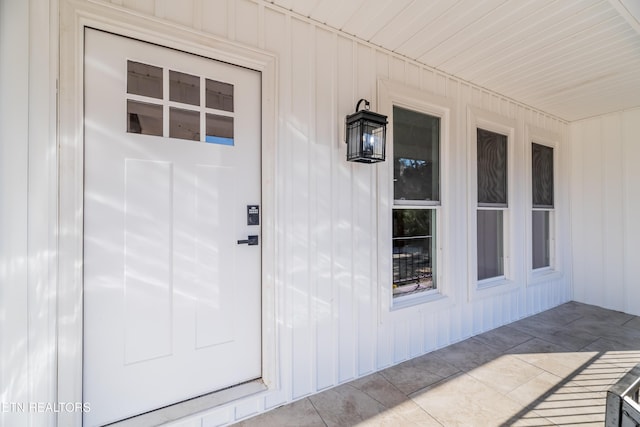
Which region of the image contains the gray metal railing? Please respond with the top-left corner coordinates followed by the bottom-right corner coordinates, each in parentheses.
top-left (606, 364), bottom-right (640, 427)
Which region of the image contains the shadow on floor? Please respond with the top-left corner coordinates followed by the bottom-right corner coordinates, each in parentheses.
top-left (233, 301), bottom-right (640, 426)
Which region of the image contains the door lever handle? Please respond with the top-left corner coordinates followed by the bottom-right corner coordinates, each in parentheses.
top-left (237, 235), bottom-right (259, 246)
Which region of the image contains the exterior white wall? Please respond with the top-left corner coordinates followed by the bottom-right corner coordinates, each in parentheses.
top-left (0, 1), bottom-right (58, 426)
top-left (0, 0), bottom-right (575, 426)
top-left (569, 108), bottom-right (640, 316)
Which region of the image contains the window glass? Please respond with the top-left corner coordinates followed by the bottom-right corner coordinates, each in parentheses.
top-left (127, 61), bottom-right (163, 99)
top-left (169, 107), bottom-right (199, 141)
top-left (393, 106), bottom-right (440, 202)
top-left (532, 210), bottom-right (550, 269)
top-left (477, 128), bottom-right (507, 206)
top-left (392, 209), bottom-right (435, 296)
top-left (170, 70), bottom-right (200, 106)
top-left (206, 79), bottom-right (234, 112)
top-left (206, 114), bottom-right (234, 146)
top-left (477, 210), bottom-right (504, 280)
top-left (127, 100), bottom-right (163, 136)
top-left (532, 143), bottom-right (554, 208)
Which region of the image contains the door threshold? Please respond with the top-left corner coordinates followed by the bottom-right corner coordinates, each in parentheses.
top-left (105, 379), bottom-right (267, 427)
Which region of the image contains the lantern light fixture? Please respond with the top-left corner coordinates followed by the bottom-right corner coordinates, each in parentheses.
top-left (345, 99), bottom-right (387, 163)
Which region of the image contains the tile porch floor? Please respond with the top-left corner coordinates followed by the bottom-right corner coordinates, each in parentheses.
top-left (233, 302), bottom-right (640, 426)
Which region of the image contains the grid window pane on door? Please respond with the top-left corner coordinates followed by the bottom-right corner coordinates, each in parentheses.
top-left (392, 106), bottom-right (439, 298)
top-left (125, 61), bottom-right (235, 145)
top-left (477, 128), bottom-right (507, 281)
top-left (127, 61), bottom-right (163, 99)
top-left (532, 143), bottom-right (554, 269)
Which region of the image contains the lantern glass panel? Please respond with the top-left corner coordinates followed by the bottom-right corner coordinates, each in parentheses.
top-left (362, 120), bottom-right (385, 160)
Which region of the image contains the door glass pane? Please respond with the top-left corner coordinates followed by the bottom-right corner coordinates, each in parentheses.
top-left (206, 79), bottom-right (234, 112)
top-left (532, 143), bottom-right (554, 208)
top-left (532, 210), bottom-right (550, 269)
top-left (393, 106), bottom-right (440, 202)
top-left (170, 70), bottom-right (200, 106)
top-left (127, 100), bottom-right (163, 136)
top-left (127, 61), bottom-right (163, 99)
top-left (477, 210), bottom-right (504, 280)
top-left (169, 107), bottom-right (200, 141)
top-left (206, 114), bottom-right (234, 146)
top-left (477, 128), bottom-right (507, 205)
top-left (392, 209), bottom-right (436, 296)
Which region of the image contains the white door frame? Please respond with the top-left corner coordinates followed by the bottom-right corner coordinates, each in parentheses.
top-left (57, 1), bottom-right (278, 425)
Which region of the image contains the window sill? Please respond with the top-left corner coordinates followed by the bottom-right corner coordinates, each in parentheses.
top-left (527, 268), bottom-right (563, 286)
top-left (391, 290), bottom-right (448, 312)
top-left (469, 277), bottom-right (519, 301)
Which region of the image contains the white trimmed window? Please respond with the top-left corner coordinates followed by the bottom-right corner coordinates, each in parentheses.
top-left (392, 106), bottom-right (440, 299)
top-left (476, 128), bottom-right (508, 282)
top-left (531, 142), bottom-right (554, 270)
top-left (467, 108), bottom-right (516, 295)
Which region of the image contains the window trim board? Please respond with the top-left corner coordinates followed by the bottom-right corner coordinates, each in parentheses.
top-left (524, 125), bottom-right (562, 286)
top-left (377, 79), bottom-right (455, 319)
top-left (466, 106), bottom-right (519, 301)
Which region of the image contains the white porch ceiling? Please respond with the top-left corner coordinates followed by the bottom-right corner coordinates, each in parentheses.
top-left (269, 0), bottom-right (640, 122)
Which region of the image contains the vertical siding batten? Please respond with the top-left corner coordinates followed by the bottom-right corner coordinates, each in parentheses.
top-left (314, 26), bottom-right (335, 392)
top-left (622, 109), bottom-right (640, 315)
top-left (354, 42), bottom-right (376, 377)
top-left (1, 1), bottom-right (30, 426)
top-left (290, 16), bottom-right (313, 399)
top-left (335, 34), bottom-right (356, 383)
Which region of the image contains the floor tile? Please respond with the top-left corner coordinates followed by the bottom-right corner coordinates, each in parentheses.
top-left (378, 353), bottom-right (459, 395)
top-left (507, 371), bottom-right (566, 407)
top-left (507, 338), bottom-right (599, 375)
top-left (527, 304), bottom-right (586, 325)
top-left (466, 354), bottom-right (544, 394)
top-left (232, 398), bottom-right (325, 427)
top-left (474, 325), bottom-right (534, 352)
top-left (409, 372), bottom-right (551, 426)
top-left (308, 383), bottom-right (410, 427)
top-left (544, 327), bottom-right (600, 351)
top-left (348, 373), bottom-right (442, 426)
top-left (565, 316), bottom-right (640, 342)
top-left (431, 337), bottom-right (502, 372)
top-left (509, 316), bottom-right (571, 343)
top-left (622, 316), bottom-right (640, 331)
top-left (580, 305), bottom-right (634, 325)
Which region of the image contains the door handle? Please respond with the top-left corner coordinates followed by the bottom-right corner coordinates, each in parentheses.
top-left (237, 235), bottom-right (259, 246)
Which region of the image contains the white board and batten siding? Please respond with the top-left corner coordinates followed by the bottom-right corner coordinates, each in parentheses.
top-left (102, 1), bottom-right (571, 425)
top-left (570, 108), bottom-right (640, 317)
top-left (3, 1), bottom-right (573, 427)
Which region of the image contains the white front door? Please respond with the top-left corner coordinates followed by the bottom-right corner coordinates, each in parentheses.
top-left (83, 29), bottom-right (262, 426)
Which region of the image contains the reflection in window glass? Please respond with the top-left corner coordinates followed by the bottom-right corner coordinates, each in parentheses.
top-left (477, 129), bottom-right (507, 206)
top-left (170, 70), bottom-right (200, 106)
top-left (127, 61), bottom-right (163, 99)
top-left (477, 210), bottom-right (504, 280)
top-left (532, 143), bottom-right (554, 207)
top-left (392, 209), bottom-right (435, 297)
top-left (127, 100), bottom-right (163, 136)
top-left (206, 114), bottom-right (234, 146)
top-left (393, 106), bottom-right (440, 201)
top-left (532, 210), bottom-right (550, 269)
top-left (206, 79), bottom-right (234, 112)
top-left (169, 107), bottom-right (199, 141)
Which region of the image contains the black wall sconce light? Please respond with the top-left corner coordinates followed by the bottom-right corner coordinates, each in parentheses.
top-left (345, 99), bottom-right (388, 163)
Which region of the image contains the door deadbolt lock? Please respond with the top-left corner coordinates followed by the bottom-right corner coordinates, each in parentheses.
top-left (237, 235), bottom-right (259, 246)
